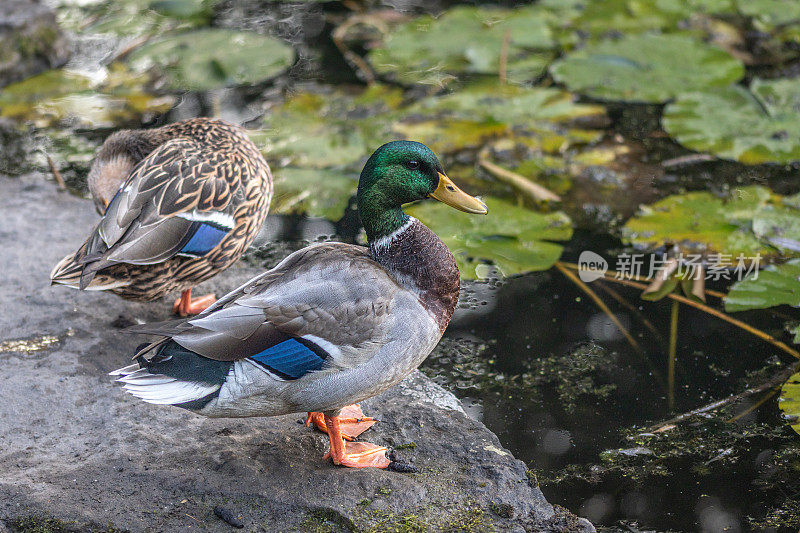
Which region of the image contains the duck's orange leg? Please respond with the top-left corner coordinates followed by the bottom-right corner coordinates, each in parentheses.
top-left (322, 413), bottom-right (390, 468)
top-left (305, 404), bottom-right (376, 441)
top-left (172, 288), bottom-right (216, 316)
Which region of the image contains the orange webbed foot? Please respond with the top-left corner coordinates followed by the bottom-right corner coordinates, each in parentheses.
top-left (321, 412), bottom-right (390, 469)
top-left (306, 404), bottom-right (376, 441)
top-left (173, 289), bottom-right (216, 316)
top-left (324, 441), bottom-right (392, 469)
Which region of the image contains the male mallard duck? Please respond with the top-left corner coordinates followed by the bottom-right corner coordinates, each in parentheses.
top-left (50, 118), bottom-right (272, 316)
top-left (110, 141), bottom-right (487, 468)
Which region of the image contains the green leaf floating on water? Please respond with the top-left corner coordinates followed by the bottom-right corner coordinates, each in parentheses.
top-left (149, 0), bottom-right (216, 21)
top-left (407, 197), bottom-right (572, 279)
top-left (664, 79), bottom-right (800, 164)
top-left (550, 33), bottom-right (743, 103)
top-left (779, 370), bottom-right (800, 436)
top-left (568, 0), bottom-right (735, 38)
top-left (736, 0), bottom-right (800, 42)
top-left (255, 83), bottom-right (571, 169)
top-left (622, 186), bottom-right (775, 259)
top-left (128, 29), bottom-right (294, 91)
top-left (368, 5), bottom-right (557, 86)
top-left (392, 119), bottom-right (509, 158)
top-left (79, 0), bottom-right (213, 37)
top-left (724, 260), bottom-right (800, 312)
top-left (254, 86), bottom-right (402, 169)
top-left (271, 168), bottom-right (356, 221)
top-left (409, 81), bottom-right (606, 126)
top-left (751, 203), bottom-right (800, 253)
top-left (398, 81), bottom-right (605, 159)
top-left (0, 68), bottom-right (173, 129)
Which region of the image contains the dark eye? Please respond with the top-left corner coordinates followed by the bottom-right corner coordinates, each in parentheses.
top-left (405, 160), bottom-right (420, 170)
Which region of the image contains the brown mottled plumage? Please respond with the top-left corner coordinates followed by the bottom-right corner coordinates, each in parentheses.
top-left (51, 118), bottom-right (272, 302)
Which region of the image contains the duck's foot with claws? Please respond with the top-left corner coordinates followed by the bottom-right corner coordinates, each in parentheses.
top-left (306, 404), bottom-right (376, 441)
top-left (321, 412), bottom-right (390, 468)
top-left (173, 289), bottom-right (216, 316)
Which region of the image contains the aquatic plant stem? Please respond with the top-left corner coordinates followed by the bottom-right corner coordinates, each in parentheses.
top-left (558, 262), bottom-right (726, 299)
top-left (594, 281), bottom-right (668, 389)
top-left (110, 34), bottom-right (151, 62)
top-left (557, 262), bottom-right (800, 360)
top-left (648, 361), bottom-right (799, 431)
top-left (660, 153), bottom-right (715, 167)
top-left (641, 279), bottom-right (798, 360)
top-left (554, 262), bottom-right (642, 354)
top-left (726, 386), bottom-right (780, 423)
top-left (46, 154), bottom-right (66, 190)
top-left (668, 300), bottom-right (679, 411)
top-left (596, 281), bottom-right (665, 343)
top-left (478, 159), bottom-right (561, 202)
top-left (332, 15), bottom-right (379, 84)
top-left (499, 28), bottom-right (510, 85)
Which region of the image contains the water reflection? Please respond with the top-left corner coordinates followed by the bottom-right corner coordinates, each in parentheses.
top-left (423, 232), bottom-right (800, 531)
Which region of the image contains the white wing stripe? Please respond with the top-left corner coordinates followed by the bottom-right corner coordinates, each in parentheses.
top-left (302, 334), bottom-right (341, 359)
top-left (176, 209), bottom-right (235, 230)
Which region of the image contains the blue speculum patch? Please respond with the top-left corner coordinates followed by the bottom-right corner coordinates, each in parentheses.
top-left (250, 338), bottom-right (326, 379)
top-left (180, 223), bottom-right (229, 256)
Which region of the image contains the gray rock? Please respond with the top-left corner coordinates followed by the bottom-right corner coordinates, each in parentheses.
top-left (0, 0), bottom-right (70, 88)
top-left (0, 118), bottom-right (30, 175)
top-left (0, 173), bottom-right (594, 532)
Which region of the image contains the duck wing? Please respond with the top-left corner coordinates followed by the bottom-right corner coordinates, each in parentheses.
top-left (53, 137), bottom-right (241, 288)
top-left (130, 243), bottom-right (399, 371)
top-left (114, 244), bottom-right (404, 408)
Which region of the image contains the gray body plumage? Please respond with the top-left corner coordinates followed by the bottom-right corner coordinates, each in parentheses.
top-left (112, 235), bottom-right (445, 417)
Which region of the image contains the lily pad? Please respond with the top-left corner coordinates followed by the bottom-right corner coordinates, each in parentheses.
top-left (402, 82), bottom-right (606, 164)
top-left (256, 86), bottom-right (402, 169)
top-left (368, 6), bottom-right (557, 86)
top-left (570, 0), bottom-right (735, 38)
top-left (724, 259), bottom-right (800, 312)
top-left (409, 81), bottom-right (606, 127)
top-left (0, 69), bottom-right (173, 128)
top-left (407, 197), bottom-right (573, 279)
top-left (751, 203), bottom-right (800, 253)
top-left (149, 0), bottom-right (216, 21)
top-left (664, 78), bottom-right (800, 164)
top-left (391, 119), bottom-right (509, 157)
top-left (791, 323), bottom-right (800, 344)
top-left (127, 29), bottom-right (294, 91)
top-left (271, 167), bottom-right (356, 221)
top-left (778, 370), bottom-right (800, 436)
top-left (737, 0), bottom-right (800, 42)
top-left (550, 33), bottom-right (743, 103)
top-left (623, 186), bottom-right (774, 259)
top-left (82, 0), bottom-right (212, 36)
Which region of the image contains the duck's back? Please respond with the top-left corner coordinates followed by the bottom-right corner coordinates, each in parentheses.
top-left (52, 118), bottom-right (272, 300)
top-left (113, 241), bottom-right (445, 417)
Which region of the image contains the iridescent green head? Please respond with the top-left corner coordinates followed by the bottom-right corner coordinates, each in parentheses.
top-left (357, 141), bottom-right (487, 241)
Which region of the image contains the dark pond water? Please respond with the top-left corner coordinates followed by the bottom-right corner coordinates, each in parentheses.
top-left (250, 216), bottom-right (800, 532)
top-left (428, 231), bottom-right (800, 532)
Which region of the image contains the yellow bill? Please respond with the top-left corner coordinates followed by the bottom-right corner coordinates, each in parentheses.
top-left (430, 173), bottom-right (488, 215)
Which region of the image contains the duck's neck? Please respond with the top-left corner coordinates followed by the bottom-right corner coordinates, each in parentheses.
top-left (368, 216), bottom-right (460, 333)
top-left (88, 127), bottom-right (175, 210)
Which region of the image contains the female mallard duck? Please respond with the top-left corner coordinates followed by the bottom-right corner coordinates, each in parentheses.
top-left (110, 141), bottom-right (487, 468)
top-left (50, 118), bottom-right (272, 316)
